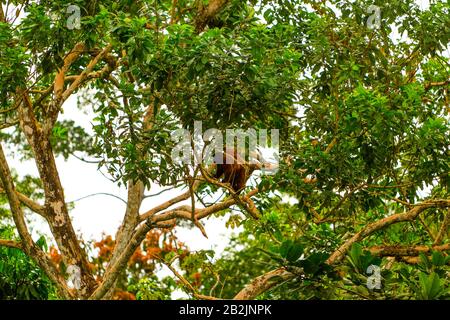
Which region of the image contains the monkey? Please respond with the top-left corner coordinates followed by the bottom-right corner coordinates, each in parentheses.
top-left (213, 147), bottom-right (251, 194)
top-left (212, 146), bottom-right (279, 193)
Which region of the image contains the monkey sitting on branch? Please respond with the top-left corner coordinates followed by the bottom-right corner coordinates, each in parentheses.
top-left (212, 146), bottom-right (277, 194)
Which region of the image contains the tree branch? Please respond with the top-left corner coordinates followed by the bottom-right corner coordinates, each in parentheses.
top-left (91, 187), bottom-right (260, 300)
top-left (0, 239), bottom-right (22, 250)
top-left (107, 181), bottom-right (144, 279)
top-left (425, 80), bottom-right (449, 91)
top-left (0, 5), bottom-right (5, 23)
top-left (163, 255), bottom-right (220, 300)
top-left (0, 187), bottom-right (46, 217)
top-left (89, 218), bottom-right (151, 299)
top-left (326, 199), bottom-right (450, 264)
top-left (17, 88), bottom-right (97, 297)
top-left (367, 243), bottom-right (450, 257)
top-left (0, 142), bottom-right (73, 299)
top-left (60, 44), bottom-right (113, 105)
top-left (139, 186), bottom-right (195, 221)
top-left (0, 119), bottom-right (20, 130)
top-left (233, 199), bottom-right (450, 300)
top-left (194, 0), bottom-right (229, 32)
top-left (233, 268), bottom-right (294, 300)
top-left (53, 43), bottom-right (85, 112)
top-left (149, 188), bottom-right (259, 225)
top-left (434, 208), bottom-right (449, 245)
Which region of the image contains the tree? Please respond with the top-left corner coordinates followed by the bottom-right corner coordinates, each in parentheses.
top-left (0, 226), bottom-right (57, 299)
top-left (0, 0), bottom-right (448, 300)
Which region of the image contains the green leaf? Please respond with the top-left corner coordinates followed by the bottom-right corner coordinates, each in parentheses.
top-left (418, 272), bottom-right (443, 300)
top-left (36, 236), bottom-right (48, 252)
top-left (431, 251), bottom-right (445, 266)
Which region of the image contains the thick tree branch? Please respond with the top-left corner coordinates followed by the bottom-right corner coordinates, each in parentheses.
top-left (0, 187), bottom-right (46, 217)
top-left (98, 180), bottom-right (144, 299)
top-left (89, 218), bottom-right (152, 299)
top-left (0, 5), bottom-right (5, 23)
top-left (52, 43), bottom-right (85, 112)
top-left (233, 199), bottom-right (450, 300)
top-left (101, 102), bottom-right (158, 298)
top-left (368, 243), bottom-right (450, 257)
top-left (434, 208), bottom-right (449, 245)
top-left (149, 188), bottom-right (259, 225)
top-left (326, 200), bottom-right (450, 264)
top-left (17, 88), bottom-right (97, 297)
top-left (425, 80), bottom-right (449, 91)
top-left (0, 119), bottom-right (20, 130)
top-left (107, 181), bottom-right (144, 276)
top-left (92, 187), bottom-right (260, 300)
top-left (0, 142), bottom-right (73, 299)
top-left (42, 44), bottom-right (115, 136)
top-left (35, 54), bottom-right (118, 112)
top-left (195, 0), bottom-right (229, 32)
top-left (15, 192), bottom-right (46, 217)
top-left (139, 187), bottom-right (195, 221)
top-left (0, 239), bottom-right (22, 250)
top-left (233, 268), bottom-right (294, 300)
top-left (60, 44), bottom-right (113, 105)
top-left (64, 62), bottom-right (117, 83)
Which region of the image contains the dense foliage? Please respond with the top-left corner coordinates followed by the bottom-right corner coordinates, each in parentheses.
top-left (0, 0), bottom-right (448, 300)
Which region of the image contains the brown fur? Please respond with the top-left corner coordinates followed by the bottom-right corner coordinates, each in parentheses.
top-left (214, 147), bottom-right (249, 193)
